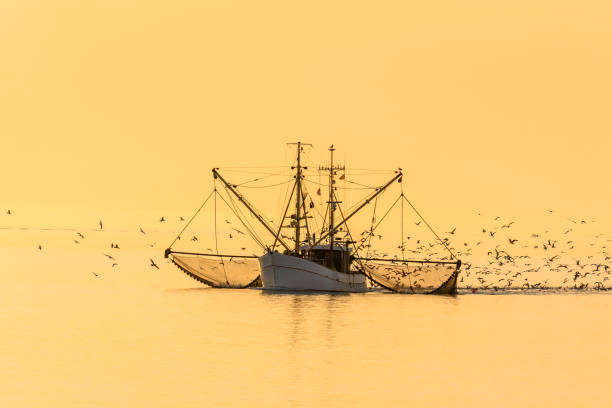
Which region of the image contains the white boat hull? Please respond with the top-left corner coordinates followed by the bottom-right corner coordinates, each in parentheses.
top-left (259, 252), bottom-right (367, 292)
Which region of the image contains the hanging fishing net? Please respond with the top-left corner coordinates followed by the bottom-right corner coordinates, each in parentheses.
top-left (169, 253), bottom-right (262, 288)
top-left (360, 260), bottom-right (459, 294)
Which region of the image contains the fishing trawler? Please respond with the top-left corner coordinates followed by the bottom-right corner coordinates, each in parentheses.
top-left (165, 143), bottom-right (460, 294)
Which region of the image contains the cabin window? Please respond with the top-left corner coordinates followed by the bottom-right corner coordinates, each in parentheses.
top-left (309, 249), bottom-right (347, 272)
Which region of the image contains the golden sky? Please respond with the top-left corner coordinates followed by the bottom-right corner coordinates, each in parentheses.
top-left (1, 0), bottom-right (611, 236)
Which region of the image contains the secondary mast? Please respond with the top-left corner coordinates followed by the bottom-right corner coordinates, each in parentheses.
top-left (317, 145), bottom-right (345, 267)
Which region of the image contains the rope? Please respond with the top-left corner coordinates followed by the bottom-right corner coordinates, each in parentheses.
top-left (344, 179), bottom-right (378, 189)
top-left (167, 189), bottom-right (215, 249)
top-left (213, 184), bottom-right (229, 286)
top-left (300, 182), bottom-right (320, 243)
top-left (217, 166), bottom-right (288, 169)
top-left (401, 182), bottom-right (405, 260)
top-left (234, 172), bottom-right (284, 186)
top-left (238, 179), bottom-right (292, 189)
top-left (302, 177), bottom-right (374, 190)
top-left (354, 195), bottom-right (402, 253)
top-left (366, 197), bottom-right (378, 258)
top-left (217, 186), bottom-right (267, 250)
top-left (272, 181), bottom-right (296, 251)
top-left (333, 193), bottom-right (386, 288)
top-left (401, 194), bottom-right (456, 260)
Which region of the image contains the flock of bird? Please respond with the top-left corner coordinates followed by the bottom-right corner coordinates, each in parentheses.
top-left (359, 210), bottom-right (610, 292)
top-left (3, 207), bottom-right (610, 291)
top-left (3, 208), bottom-right (255, 279)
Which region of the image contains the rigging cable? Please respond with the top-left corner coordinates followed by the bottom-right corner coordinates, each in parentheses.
top-left (213, 181), bottom-right (229, 286)
top-left (272, 181), bottom-right (296, 251)
top-left (366, 196), bottom-right (378, 259)
top-left (401, 194), bottom-right (456, 260)
top-left (333, 190), bottom-right (378, 286)
top-left (275, 147), bottom-right (292, 233)
top-left (300, 182), bottom-right (320, 244)
top-left (167, 188), bottom-right (215, 249)
top-left (354, 194), bottom-right (402, 253)
top-left (218, 185), bottom-right (267, 250)
top-left (237, 179), bottom-right (292, 189)
top-left (401, 182), bottom-right (405, 260)
top-left (301, 177), bottom-right (375, 190)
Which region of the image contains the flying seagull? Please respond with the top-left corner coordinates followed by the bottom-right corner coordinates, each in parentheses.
top-left (150, 259), bottom-right (159, 269)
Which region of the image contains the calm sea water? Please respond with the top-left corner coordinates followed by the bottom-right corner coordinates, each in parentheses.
top-left (1, 249), bottom-right (610, 408)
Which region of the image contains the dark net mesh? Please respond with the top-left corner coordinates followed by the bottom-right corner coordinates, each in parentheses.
top-left (170, 254), bottom-right (261, 288)
top-left (362, 261), bottom-right (459, 294)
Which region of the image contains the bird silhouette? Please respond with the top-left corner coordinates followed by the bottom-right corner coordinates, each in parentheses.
top-left (150, 259), bottom-right (159, 269)
top-left (103, 253), bottom-right (115, 260)
top-left (77, 232), bottom-right (85, 239)
top-left (99, 220), bottom-right (103, 230)
top-left (139, 227), bottom-right (146, 234)
top-left (6, 210), bottom-right (11, 215)
top-left (160, 216), bottom-right (165, 222)
top-left (38, 245), bottom-right (42, 250)
top-left (91, 272), bottom-right (101, 277)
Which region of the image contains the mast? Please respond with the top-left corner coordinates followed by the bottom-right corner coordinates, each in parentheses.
top-left (328, 145), bottom-right (335, 254)
top-left (287, 142), bottom-right (312, 255)
top-left (316, 145), bottom-right (345, 267)
top-left (295, 142), bottom-right (302, 253)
